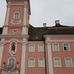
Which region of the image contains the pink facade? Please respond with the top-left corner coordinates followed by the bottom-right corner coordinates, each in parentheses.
top-left (0, 0), bottom-right (74, 74)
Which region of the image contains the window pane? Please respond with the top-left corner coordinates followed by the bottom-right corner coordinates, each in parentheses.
top-left (53, 43), bottom-right (59, 51)
top-left (38, 44), bottom-right (44, 52)
top-left (54, 57), bottom-right (61, 67)
top-left (28, 59), bottom-right (35, 67)
top-left (63, 43), bottom-right (70, 51)
top-left (11, 42), bottom-right (16, 52)
top-left (38, 59), bottom-right (45, 67)
top-left (65, 57), bottom-right (73, 67)
top-left (13, 11), bottom-right (20, 21)
top-left (29, 44), bottom-right (35, 52)
top-left (8, 58), bottom-right (15, 67)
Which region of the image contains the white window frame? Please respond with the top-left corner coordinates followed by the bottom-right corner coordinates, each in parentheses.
top-left (29, 43), bottom-right (35, 52)
top-left (13, 11), bottom-right (20, 21)
top-left (52, 43), bottom-right (59, 51)
top-left (28, 58), bottom-right (35, 67)
top-left (63, 43), bottom-right (70, 51)
top-left (38, 43), bottom-right (44, 52)
top-left (54, 57), bottom-right (61, 67)
top-left (8, 57), bottom-right (16, 67)
top-left (38, 58), bottom-right (45, 67)
top-left (65, 57), bottom-right (73, 67)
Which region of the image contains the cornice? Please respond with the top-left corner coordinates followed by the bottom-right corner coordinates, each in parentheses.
top-left (0, 34), bottom-right (29, 39)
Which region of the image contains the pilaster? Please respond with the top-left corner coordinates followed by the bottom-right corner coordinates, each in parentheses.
top-left (47, 43), bottom-right (54, 74)
top-left (0, 39), bottom-right (4, 67)
top-left (20, 38), bottom-right (27, 74)
top-left (22, 1), bottom-right (28, 35)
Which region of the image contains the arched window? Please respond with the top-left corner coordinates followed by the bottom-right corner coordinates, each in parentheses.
top-left (9, 42), bottom-right (16, 54)
top-left (11, 42), bottom-right (16, 52)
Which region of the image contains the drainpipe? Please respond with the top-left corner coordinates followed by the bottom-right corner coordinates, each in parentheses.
top-left (43, 35), bottom-right (47, 74)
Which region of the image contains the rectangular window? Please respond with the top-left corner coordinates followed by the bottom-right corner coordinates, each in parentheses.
top-left (52, 43), bottom-right (59, 51)
top-left (65, 57), bottom-right (73, 67)
top-left (63, 43), bottom-right (70, 51)
top-left (28, 59), bottom-right (35, 67)
top-left (38, 58), bottom-right (45, 67)
top-left (8, 58), bottom-right (15, 68)
top-left (54, 57), bottom-right (61, 67)
top-left (38, 43), bottom-right (44, 52)
top-left (29, 44), bottom-right (35, 52)
top-left (13, 12), bottom-right (20, 21)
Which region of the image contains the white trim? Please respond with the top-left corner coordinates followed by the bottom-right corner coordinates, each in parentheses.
top-left (0, 43), bottom-right (4, 67)
top-left (48, 43), bottom-right (54, 74)
top-left (52, 42), bottom-right (59, 52)
top-left (38, 58), bottom-right (45, 67)
top-left (22, 4), bottom-right (28, 34)
top-left (2, 26), bottom-right (8, 35)
top-left (29, 43), bottom-right (35, 52)
top-left (63, 43), bottom-right (70, 51)
top-left (46, 40), bottom-right (74, 42)
top-left (13, 11), bottom-right (20, 20)
top-left (65, 57), bottom-right (73, 67)
top-left (20, 42), bottom-right (26, 74)
top-left (22, 27), bottom-right (28, 35)
top-left (23, 2), bottom-right (27, 26)
top-left (9, 41), bottom-right (17, 54)
top-left (7, 57), bottom-right (16, 67)
top-left (28, 58), bottom-right (35, 67)
top-left (44, 35), bottom-right (74, 38)
top-left (38, 43), bottom-right (44, 52)
top-left (4, 5), bottom-right (10, 26)
top-left (53, 57), bottom-right (61, 67)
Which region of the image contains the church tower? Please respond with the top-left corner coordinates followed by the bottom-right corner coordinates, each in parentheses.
top-left (0, 0), bottom-right (30, 74)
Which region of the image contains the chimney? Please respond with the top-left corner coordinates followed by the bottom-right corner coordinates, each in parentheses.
top-left (43, 23), bottom-right (47, 27)
top-left (55, 20), bottom-right (60, 26)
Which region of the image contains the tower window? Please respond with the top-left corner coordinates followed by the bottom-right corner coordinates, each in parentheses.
top-left (13, 11), bottom-right (20, 21)
top-left (11, 42), bottom-right (16, 52)
top-left (8, 57), bottom-right (15, 68)
top-left (9, 42), bottom-right (17, 54)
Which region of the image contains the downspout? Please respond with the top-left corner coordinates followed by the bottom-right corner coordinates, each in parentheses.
top-left (43, 35), bottom-right (47, 74)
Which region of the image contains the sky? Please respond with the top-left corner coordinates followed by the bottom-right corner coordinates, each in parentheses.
top-left (0, 0), bottom-right (74, 27)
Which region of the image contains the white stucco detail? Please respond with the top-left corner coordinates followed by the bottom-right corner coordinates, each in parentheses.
top-left (22, 1), bottom-right (28, 35)
top-left (2, 26), bottom-right (8, 35)
top-left (48, 43), bottom-right (54, 74)
top-left (22, 27), bottom-right (28, 35)
top-left (20, 42), bottom-right (26, 74)
top-left (0, 41), bottom-right (4, 66)
top-left (3, 5), bottom-right (10, 35)
top-left (23, 7), bottom-right (27, 26)
top-left (4, 5), bottom-right (10, 26)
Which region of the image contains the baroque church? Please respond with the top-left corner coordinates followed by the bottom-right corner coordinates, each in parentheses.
top-left (0, 0), bottom-right (74, 74)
